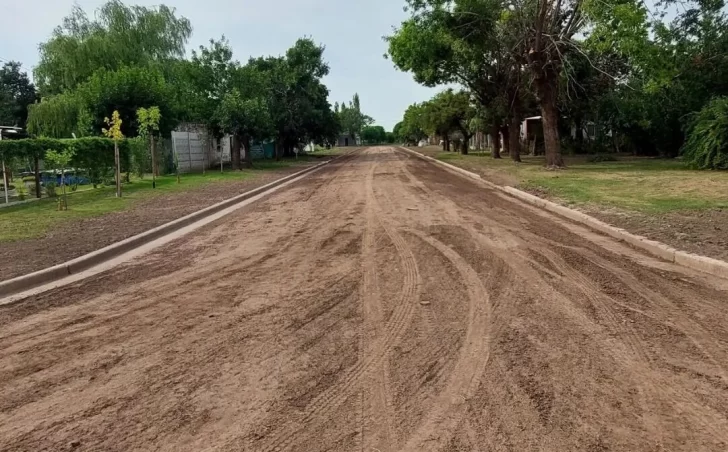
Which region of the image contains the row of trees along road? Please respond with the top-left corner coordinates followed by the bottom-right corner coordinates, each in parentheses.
top-left (388, 0), bottom-right (728, 169)
top-left (4, 0), bottom-right (347, 174)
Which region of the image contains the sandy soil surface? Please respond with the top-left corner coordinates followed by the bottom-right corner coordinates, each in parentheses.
top-left (0, 162), bottom-right (319, 282)
top-left (2, 147), bottom-right (728, 452)
top-left (412, 147), bottom-right (728, 261)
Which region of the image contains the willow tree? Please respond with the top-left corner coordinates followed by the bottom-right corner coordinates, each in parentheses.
top-left (26, 93), bottom-right (91, 138)
top-left (34, 0), bottom-right (192, 95)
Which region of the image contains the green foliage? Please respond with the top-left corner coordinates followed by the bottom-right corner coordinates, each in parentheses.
top-left (128, 136), bottom-right (149, 178)
top-left (361, 125), bottom-right (387, 144)
top-left (16, 183), bottom-right (28, 201)
top-left (81, 66), bottom-right (175, 136)
top-left (0, 137), bottom-right (131, 185)
top-left (338, 94), bottom-right (373, 138)
top-left (26, 92), bottom-right (90, 138)
top-left (0, 61), bottom-right (38, 128)
top-left (398, 103), bottom-right (428, 144)
top-left (45, 146), bottom-right (76, 169)
top-left (34, 0), bottom-right (192, 95)
top-left (681, 97), bottom-right (728, 170)
top-left (215, 89), bottom-right (271, 143)
top-left (45, 182), bottom-right (57, 198)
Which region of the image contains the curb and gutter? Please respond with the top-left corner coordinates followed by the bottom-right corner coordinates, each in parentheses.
top-left (0, 158), bottom-right (339, 298)
top-left (398, 147), bottom-right (728, 280)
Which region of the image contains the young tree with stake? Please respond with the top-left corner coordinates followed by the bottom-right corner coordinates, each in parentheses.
top-left (103, 111), bottom-right (124, 197)
top-left (137, 106), bottom-right (162, 188)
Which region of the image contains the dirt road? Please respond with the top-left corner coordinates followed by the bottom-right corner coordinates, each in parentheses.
top-left (2, 147), bottom-right (728, 451)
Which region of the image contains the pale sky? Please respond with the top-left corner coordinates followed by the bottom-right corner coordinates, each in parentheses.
top-left (0, 0), bottom-right (443, 130)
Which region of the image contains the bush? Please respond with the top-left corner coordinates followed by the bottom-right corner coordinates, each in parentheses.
top-left (16, 183), bottom-right (28, 201)
top-left (45, 182), bottom-right (57, 198)
top-left (682, 97), bottom-right (728, 170)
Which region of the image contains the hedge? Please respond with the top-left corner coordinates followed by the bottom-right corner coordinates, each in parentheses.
top-left (0, 137), bottom-right (131, 183)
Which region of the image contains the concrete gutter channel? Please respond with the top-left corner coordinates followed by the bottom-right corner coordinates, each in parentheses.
top-left (398, 146), bottom-right (728, 280)
top-left (0, 155), bottom-right (349, 298)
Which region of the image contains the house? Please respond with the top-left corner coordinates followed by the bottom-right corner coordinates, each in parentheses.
top-left (336, 133), bottom-right (360, 147)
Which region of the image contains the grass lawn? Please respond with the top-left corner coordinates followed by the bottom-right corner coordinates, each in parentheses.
top-left (413, 146), bottom-right (728, 214)
top-left (0, 160), bottom-right (305, 242)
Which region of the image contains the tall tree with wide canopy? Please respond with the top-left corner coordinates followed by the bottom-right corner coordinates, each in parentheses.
top-left (34, 0), bottom-right (192, 95)
top-left (387, 0), bottom-right (524, 160)
top-left (249, 39), bottom-right (339, 157)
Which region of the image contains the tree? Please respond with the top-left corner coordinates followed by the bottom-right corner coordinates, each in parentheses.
top-left (387, 0), bottom-right (523, 159)
top-left (215, 89), bottom-right (271, 169)
top-left (338, 93), bottom-right (373, 140)
top-left (102, 111), bottom-right (124, 197)
top-left (420, 89), bottom-right (475, 153)
top-left (79, 66), bottom-right (176, 137)
top-left (44, 146), bottom-right (76, 210)
top-left (361, 125), bottom-right (387, 144)
top-left (681, 97), bottom-right (728, 170)
top-left (249, 39), bottom-right (339, 158)
top-left (26, 92), bottom-right (91, 138)
top-left (137, 106), bottom-right (161, 186)
top-left (35, 1), bottom-right (192, 95)
top-left (398, 104), bottom-right (428, 145)
top-left (0, 62), bottom-right (38, 127)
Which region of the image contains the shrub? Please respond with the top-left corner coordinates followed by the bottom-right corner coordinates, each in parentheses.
top-left (45, 182), bottom-right (57, 198)
top-left (682, 97), bottom-right (728, 170)
top-left (16, 183), bottom-right (28, 201)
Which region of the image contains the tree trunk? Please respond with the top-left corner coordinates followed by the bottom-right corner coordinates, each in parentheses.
top-left (151, 135), bottom-right (157, 188)
top-left (509, 115), bottom-right (521, 163)
top-left (231, 134), bottom-right (241, 170)
top-left (34, 155), bottom-right (41, 199)
top-left (501, 125), bottom-right (510, 157)
top-left (573, 116), bottom-right (584, 152)
top-left (491, 124), bottom-right (501, 159)
top-left (536, 78), bottom-right (565, 168)
top-left (243, 135), bottom-right (253, 168)
top-left (114, 141), bottom-right (121, 197)
top-left (461, 133), bottom-right (472, 155)
top-left (444, 137), bottom-right (451, 152)
top-left (275, 139), bottom-right (283, 161)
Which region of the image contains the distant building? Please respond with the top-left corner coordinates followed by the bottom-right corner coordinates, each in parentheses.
top-left (337, 133), bottom-right (360, 147)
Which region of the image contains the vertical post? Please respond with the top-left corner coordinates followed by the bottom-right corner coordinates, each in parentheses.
top-left (202, 133), bottom-right (207, 175)
top-left (114, 141), bottom-right (121, 197)
top-left (187, 131), bottom-right (193, 172)
top-left (34, 155), bottom-right (41, 198)
top-left (151, 134), bottom-right (157, 188)
top-left (2, 159), bottom-right (8, 204)
top-left (220, 137), bottom-right (224, 173)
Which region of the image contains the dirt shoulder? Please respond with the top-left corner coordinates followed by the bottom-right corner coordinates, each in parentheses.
top-left (408, 146), bottom-right (728, 262)
top-left (0, 162), bottom-right (322, 282)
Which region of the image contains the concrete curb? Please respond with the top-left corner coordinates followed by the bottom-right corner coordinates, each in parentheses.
top-left (398, 146), bottom-right (728, 280)
top-left (0, 160), bottom-right (333, 297)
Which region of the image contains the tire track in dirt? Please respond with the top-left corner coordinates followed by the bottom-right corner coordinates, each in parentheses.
top-left (545, 247), bottom-right (728, 445)
top-left (399, 229), bottom-right (491, 451)
top-left (358, 150), bottom-right (396, 452)
top-left (257, 151), bottom-right (421, 452)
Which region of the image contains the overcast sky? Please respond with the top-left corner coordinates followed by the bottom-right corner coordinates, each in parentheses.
top-left (0, 0), bottom-right (444, 130)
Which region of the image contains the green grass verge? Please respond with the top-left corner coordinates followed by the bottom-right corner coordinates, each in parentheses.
top-left (0, 160), bottom-right (300, 242)
top-left (422, 148), bottom-right (728, 213)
